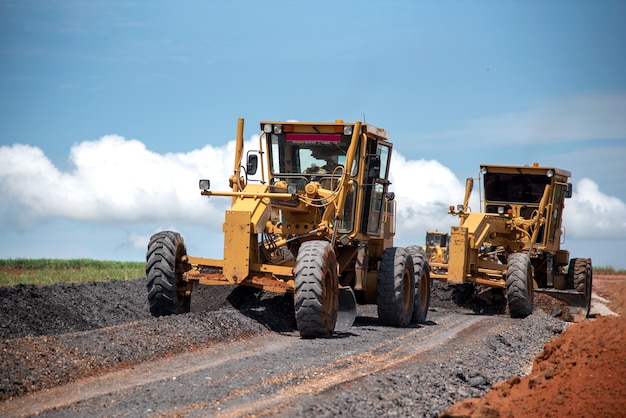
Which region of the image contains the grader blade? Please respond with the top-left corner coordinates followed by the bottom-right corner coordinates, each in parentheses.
top-left (534, 288), bottom-right (591, 322)
top-left (336, 286), bottom-right (357, 332)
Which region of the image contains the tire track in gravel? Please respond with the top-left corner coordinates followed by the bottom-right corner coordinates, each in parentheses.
top-left (1, 309), bottom-right (514, 418)
top-left (198, 314), bottom-right (505, 418)
top-left (0, 335), bottom-right (287, 417)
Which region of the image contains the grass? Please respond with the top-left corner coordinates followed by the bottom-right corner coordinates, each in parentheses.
top-left (0, 259), bottom-right (623, 288)
top-left (593, 266), bottom-right (626, 275)
top-left (0, 259), bottom-right (145, 287)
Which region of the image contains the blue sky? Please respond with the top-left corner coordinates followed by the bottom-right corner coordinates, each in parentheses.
top-left (1, 0), bottom-right (626, 268)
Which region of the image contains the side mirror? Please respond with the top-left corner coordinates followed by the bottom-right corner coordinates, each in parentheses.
top-left (246, 154), bottom-right (258, 175)
top-left (564, 183), bottom-right (573, 198)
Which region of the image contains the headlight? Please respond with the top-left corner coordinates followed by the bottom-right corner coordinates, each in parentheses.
top-left (343, 125), bottom-right (353, 136)
top-left (199, 179), bottom-right (210, 190)
top-left (273, 124), bottom-right (283, 134)
top-left (263, 124), bottom-right (273, 133)
top-left (480, 166), bottom-right (487, 175)
top-left (546, 169), bottom-right (554, 178)
top-left (497, 206), bottom-right (505, 214)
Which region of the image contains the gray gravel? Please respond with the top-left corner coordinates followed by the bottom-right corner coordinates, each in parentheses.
top-left (288, 308), bottom-right (567, 417)
top-left (0, 279), bottom-right (284, 401)
top-left (0, 277), bottom-right (569, 417)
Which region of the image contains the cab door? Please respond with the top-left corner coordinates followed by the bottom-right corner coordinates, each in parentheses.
top-left (361, 139), bottom-right (392, 237)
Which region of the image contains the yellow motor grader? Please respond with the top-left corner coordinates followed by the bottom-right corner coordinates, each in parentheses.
top-left (430, 164), bottom-right (592, 321)
top-left (423, 230), bottom-right (449, 264)
top-left (146, 119), bottom-right (431, 338)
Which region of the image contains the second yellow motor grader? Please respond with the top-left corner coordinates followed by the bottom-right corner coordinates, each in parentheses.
top-left (429, 164), bottom-right (592, 321)
top-left (423, 230), bottom-right (449, 264)
top-left (146, 119), bottom-right (431, 337)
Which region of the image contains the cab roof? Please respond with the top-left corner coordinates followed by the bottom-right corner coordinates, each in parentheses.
top-left (259, 120), bottom-right (389, 141)
top-left (480, 164), bottom-right (571, 179)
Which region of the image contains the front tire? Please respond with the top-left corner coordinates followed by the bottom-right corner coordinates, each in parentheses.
top-left (407, 245), bottom-right (431, 324)
top-left (506, 253), bottom-right (534, 318)
top-left (378, 247), bottom-right (415, 327)
top-left (146, 231), bottom-right (190, 316)
top-left (294, 241), bottom-right (339, 338)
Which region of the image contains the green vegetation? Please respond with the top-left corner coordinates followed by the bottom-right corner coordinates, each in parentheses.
top-left (1, 259), bottom-right (622, 288)
top-left (0, 259), bottom-right (145, 287)
top-left (594, 266), bottom-right (626, 275)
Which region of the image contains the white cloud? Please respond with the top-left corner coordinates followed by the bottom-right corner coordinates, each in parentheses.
top-left (565, 178), bottom-right (626, 239)
top-left (129, 230), bottom-right (152, 252)
top-left (0, 136), bottom-right (256, 229)
top-left (128, 224), bottom-right (186, 253)
top-left (1, 136), bottom-right (625, 251)
top-left (389, 154), bottom-right (467, 245)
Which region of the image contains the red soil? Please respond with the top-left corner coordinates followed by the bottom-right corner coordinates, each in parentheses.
top-left (442, 275), bottom-right (626, 418)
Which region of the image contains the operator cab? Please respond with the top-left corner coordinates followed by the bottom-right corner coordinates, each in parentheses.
top-left (481, 164), bottom-right (572, 246)
top-left (259, 121), bottom-right (394, 239)
top-left (263, 122), bottom-right (356, 189)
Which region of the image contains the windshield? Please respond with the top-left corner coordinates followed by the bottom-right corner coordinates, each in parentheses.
top-left (269, 132), bottom-right (356, 176)
top-left (484, 173), bottom-right (551, 204)
top-left (426, 233), bottom-right (447, 247)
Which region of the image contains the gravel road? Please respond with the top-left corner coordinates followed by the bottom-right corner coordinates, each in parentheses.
top-left (0, 278), bottom-right (569, 417)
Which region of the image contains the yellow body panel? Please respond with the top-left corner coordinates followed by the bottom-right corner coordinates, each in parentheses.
top-left (447, 226), bottom-right (469, 284)
top-left (235, 184), bottom-right (271, 234)
top-left (223, 210), bottom-right (253, 282)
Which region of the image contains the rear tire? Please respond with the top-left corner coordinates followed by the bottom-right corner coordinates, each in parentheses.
top-left (506, 253), bottom-right (534, 318)
top-left (377, 247), bottom-right (415, 327)
top-left (407, 245), bottom-right (431, 324)
top-left (569, 258), bottom-right (593, 317)
top-left (146, 231), bottom-right (190, 316)
top-left (294, 241), bottom-right (339, 338)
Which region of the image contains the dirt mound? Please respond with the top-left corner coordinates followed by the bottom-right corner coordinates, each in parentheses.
top-left (442, 315), bottom-right (626, 418)
top-left (442, 274), bottom-right (626, 418)
top-left (0, 280), bottom-right (150, 341)
top-left (0, 279), bottom-right (296, 401)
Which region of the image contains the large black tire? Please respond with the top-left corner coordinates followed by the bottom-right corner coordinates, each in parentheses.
top-left (377, 247), bottom-right (415, 327)
top-left (294, 241), bottom-right (339, 338)
top-left (146, 231), bottom-right (190, 316)
top-left (569, 258), bottom-right (593, 317)
top-left (506, 253), bottom-right (534, 318)
top-left (406, 245), bottom-right (431, 324)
